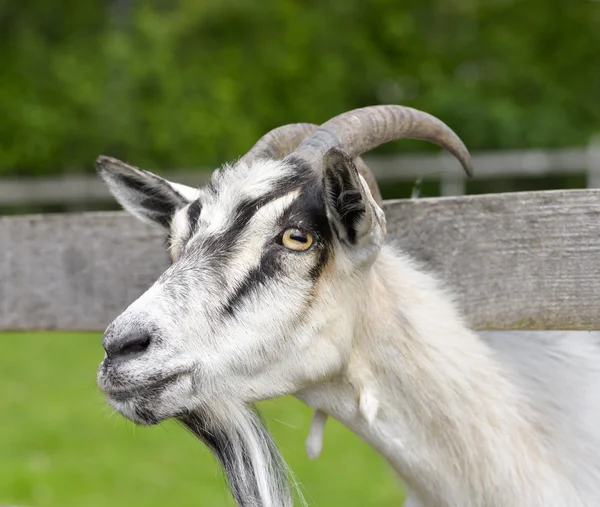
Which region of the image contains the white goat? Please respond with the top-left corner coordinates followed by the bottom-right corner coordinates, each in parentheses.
top-left (96, 105), bottom-right (600, 507)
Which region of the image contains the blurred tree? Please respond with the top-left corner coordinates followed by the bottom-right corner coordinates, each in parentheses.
top-left (0, 0), bottom-right (598, 176)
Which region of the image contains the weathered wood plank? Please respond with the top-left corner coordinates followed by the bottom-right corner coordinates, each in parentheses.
top-left (0, 213), bottom-right (169, 331)
top-left (1, 189), bottom-right (599, 331)
top-left (384, 189), bottom-right (600, 330)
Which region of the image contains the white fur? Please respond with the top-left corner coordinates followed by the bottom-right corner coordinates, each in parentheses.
top-left (98, 157), bottom-right (600, 507)
top-left (305, 410), bottom-right (327, 459)
top-left (297, 249), bottom-right (600, 506)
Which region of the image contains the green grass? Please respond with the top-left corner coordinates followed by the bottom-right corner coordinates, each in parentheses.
top-left (0, 332), bottom-right (405, 506)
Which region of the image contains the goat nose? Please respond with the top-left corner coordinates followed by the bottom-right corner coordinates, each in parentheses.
top-left (104, 329), bottom-right (152, 361)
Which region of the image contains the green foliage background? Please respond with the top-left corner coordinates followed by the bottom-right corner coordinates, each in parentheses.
top-left (1, 0), bottom-right (599, 177)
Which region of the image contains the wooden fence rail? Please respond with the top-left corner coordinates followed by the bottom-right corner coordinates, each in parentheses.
top-left (1, 189), bottom-right (599, 332)
top-left (1, 144), bottom-right (600, 206)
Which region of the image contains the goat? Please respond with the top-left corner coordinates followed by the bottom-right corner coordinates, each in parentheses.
top-left (96, 105), bottom-right (600, 507)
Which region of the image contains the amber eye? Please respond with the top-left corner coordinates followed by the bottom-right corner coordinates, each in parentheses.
top-left (282, 228), bottom-right (313, 251)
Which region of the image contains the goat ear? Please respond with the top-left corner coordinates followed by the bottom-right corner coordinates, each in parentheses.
top-left (322, 148), bottom-right (386, 251)
top-left (96, 156), bottom-right (198, 229)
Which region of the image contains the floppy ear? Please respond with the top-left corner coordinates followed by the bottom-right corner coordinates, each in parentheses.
top-left (322, 148), bottom-right (386, 254)
top-left (96, 156), bottom-right (199, 229)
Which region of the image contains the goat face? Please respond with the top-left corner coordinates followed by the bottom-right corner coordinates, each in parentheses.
top-left (96, 150), bottom-right (386, 425)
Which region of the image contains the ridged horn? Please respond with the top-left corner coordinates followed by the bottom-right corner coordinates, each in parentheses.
top-left (240, 123), bottom-right (317, 164)
top-left (240, 123), bottom-right (383, 204)
top-left (295, 105), bottom-right (473, 177)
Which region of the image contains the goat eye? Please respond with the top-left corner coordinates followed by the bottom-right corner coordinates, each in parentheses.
top-left (282, 229), bottom-right (313, 251)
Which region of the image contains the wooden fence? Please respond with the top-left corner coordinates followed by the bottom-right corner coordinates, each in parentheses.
top-left (1, 189), bottom-right (599, 332)
top-left (1, 143), bottom-right (600, 206)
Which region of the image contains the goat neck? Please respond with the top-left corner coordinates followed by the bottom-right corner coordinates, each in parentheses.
top-left (296, 245), bottom-right (582, 507)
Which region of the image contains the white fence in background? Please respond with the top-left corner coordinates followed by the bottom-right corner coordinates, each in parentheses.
top-left (1, 142), bottom-right (599, 206)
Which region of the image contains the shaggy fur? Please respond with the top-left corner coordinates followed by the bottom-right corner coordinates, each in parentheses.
top-left (179, 404), bottom-right (300, 507)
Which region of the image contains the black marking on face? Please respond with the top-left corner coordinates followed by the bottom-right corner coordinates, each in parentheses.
top-left (222, 177), bottom-right (334, 316)
top-left (278, 177), bottom-right (333, 281)
top-left (223, 251), bottom-right (282, 315)
top-left (171, 158), bottom-right (336, 317)
top-left (195, 167), bottom-right (314, 264)
top-left (175, 157), bottom-right (315, 261)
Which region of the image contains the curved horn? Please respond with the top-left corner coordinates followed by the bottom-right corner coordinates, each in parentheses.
top-left (240, 123), bottom-right (317, 164)
top-left (296, 105), bottom-right (473, 177)
top-left (240, 123), bottom-right (383, 204)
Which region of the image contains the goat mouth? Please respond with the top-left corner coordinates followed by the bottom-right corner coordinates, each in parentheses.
top-left (102, 372), bottom-right (180, 402)
top-left (103, 373), bottom-right (186, 427)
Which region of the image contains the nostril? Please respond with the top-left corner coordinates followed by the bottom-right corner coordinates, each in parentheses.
top-left (119, 333), bottom-right (151, 356)
top-left (105, 330), bottom-right (152, 360)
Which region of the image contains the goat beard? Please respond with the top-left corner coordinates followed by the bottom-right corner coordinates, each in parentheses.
top-left (178, 403), bottom-right (302, 507)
